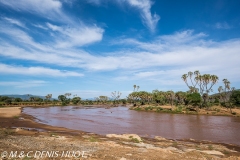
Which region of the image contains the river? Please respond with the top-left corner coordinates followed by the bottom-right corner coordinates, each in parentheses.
top-left (23, 106), bottom-right (240, 146)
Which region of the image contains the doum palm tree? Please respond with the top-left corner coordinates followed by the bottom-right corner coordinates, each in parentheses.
top-left (133, 85), bottom-right (136, 92)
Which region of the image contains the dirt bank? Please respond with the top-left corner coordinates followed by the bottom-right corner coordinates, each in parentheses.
top-left (0, 107), bottom-right (22, 118)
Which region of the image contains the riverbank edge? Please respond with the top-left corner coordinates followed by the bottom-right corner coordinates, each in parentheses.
top-left (1, 104), bottom-right (240, 117)
top-left (1, 106), bottom-right (240, 159)
top-left (130, 105), bottom-right (240, 117)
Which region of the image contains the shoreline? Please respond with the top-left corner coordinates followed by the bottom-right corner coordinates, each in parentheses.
top-left (2, 104), bottom-right (240, 117)
top-left (1, 106), bottom-right (240, 159)
top-left (130, 105), bottom-right (240, 117)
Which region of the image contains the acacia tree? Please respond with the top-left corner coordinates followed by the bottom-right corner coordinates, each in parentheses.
top-left (58, 95), bottom-right (68, 105)
top-left (128, 91), bottom-right (140, 106)
top-left (111, 91), bottom-right (122, 106)
top-left (175, 91), bottom-right (187, 105)
top-left (98, 96), bottom-right (108, 104)
top-left (64, 93), bottom-right (71, 98)
top-left (166, 90), bottom-right (175, 108)
top-left (72, 96), bottom-right (81, 105)
top-left (218, 79), bottom-right (235, 112)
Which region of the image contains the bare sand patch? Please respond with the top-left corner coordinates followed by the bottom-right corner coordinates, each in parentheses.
top-left (0, 107), bottom-right (21, 118)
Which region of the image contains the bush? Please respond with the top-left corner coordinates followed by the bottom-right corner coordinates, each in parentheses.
top-left (4, 99), bottom-right (12, 105)
top-left (220, 102), bottom-right (226, 107)
top-left (230, 90), bottom-right (240, 107)
top-left (232, 112), bottom-right (237, 115)
top-left (1, 129), bottom-right (15, 136)
top-left (144, 106), bottom-right (154, 111)
top-left (174, 106), bottom-right (182, 113)
top-left (186, 93), bottom-right (201, 106)
top-left (134, 107), bottom-right (141, 111)
top-left (131, 138), bottom-right (140, 143)
top-left (156, 107), bottom-right (163, 112)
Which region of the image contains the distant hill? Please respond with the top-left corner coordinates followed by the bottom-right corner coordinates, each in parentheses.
top-left (0, 94), bottom-right (54, 100)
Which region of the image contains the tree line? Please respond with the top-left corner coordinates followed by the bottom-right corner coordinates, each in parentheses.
top-left (1, 70), bottom-right (239, 110)
top-left (127, 71), bottom-right (240, 113)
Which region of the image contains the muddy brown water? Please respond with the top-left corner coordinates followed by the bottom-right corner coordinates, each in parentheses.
top-left (23, 106), bottom-right (240, 146)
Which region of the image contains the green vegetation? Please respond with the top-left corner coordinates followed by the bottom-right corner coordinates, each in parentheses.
top-left (208, 145), bottom-right (214, 150)
top-left (89, 136), bottom-right (98, 142)
top-left (0, 70), bottom-right (238, 116)
top-left (230, 90), bottom-right (240, 107)
top-left (172, 142), bottom-right (178, 147)
top-left (223, 150), bottom-right (230, 155)
top-left (22, 156), bottom-right (32, 160)
top-left (0, 128), bottom-right (15, 137)
top-left (131, 138), bottom-right (140, 143)
top-left (72, 96), bottom-right (81, 105)
top-left (13, 115), bottom-right (19, 119)
top-left (127, 71), bottom-right (239, 115)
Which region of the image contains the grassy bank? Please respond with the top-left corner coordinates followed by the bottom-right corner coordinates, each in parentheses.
top-left (130, 105), bottom-right (240, 117)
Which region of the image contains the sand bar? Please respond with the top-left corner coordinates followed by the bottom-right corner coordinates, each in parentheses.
top-left (0, 107), bottom-right (21, 117)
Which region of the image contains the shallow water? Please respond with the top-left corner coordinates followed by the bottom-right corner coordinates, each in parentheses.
top-left (23, 106), bottom-right (240, 145)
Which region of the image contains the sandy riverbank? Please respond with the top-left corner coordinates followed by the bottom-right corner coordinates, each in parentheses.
top-left (0, 107), bottom-right (240, 159)
top-left (0, 107), bottom-right (22, 118)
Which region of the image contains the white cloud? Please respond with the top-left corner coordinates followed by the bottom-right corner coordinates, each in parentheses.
top-left (114, 30), bottom-right (207, 52)
top-left (32, 24), bottom-right (48, 30)
top-left (0, 22), bottom-right (103, 65)
top-left (46, 23), bottom-right (104, 48)
top-left (86, 0), bottom-right (160, 32)
top-left (3, 17), bottom-right (26, 28)
top-left (0, 63), bottom-right (84, 77)
top-left (0, 80), bottom-right (47, 88)
top-left (0, 0), bottom-right (67, 22)
top-left (0, 28), bottom-right (239, 76)
top-left (0, 18), bottom-right (239, 89)
top-left (126, 0), bottom-right (160, 32)
top-left (215, 22), bottom-right (231, 29)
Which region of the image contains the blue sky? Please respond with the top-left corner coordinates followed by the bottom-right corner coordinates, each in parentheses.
top-left (0, 0), bottom-right (240, 99)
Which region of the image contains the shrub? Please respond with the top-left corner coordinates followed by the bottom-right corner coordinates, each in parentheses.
top-left (175, 106), bottom-right (183, 113)
top-left (156, 107), bottom-right (163, 112)
top-left (186, 93), bottom-right (201, 106)
top-left (208, 145), bottom-right (213, 150)
top-left (0, 129), bottom-right (15, 136)
top-left (232, 112), bottom-right (237, 115)
top-left (230, 90), bottom-right (240, 107)
top-left (89, 137), bottom-right (97, 142)
top-left (131, 138), bottom-right (140, 143)
top-left (134, 107), bottom-right (141, 111)
top-left (220, 102), bottom-right (226, 107)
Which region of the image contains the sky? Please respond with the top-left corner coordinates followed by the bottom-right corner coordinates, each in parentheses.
top-left (0, 0), bottom-right (240, 99)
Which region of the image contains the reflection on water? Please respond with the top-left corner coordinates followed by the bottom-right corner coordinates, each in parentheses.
top-left (23, 106), bottom-right (240, 145)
